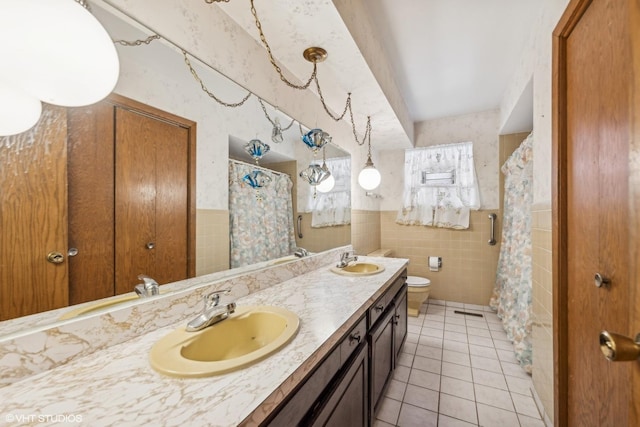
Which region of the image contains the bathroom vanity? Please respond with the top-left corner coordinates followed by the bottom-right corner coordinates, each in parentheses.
top-left (0, 250), bottom-right (408, 426)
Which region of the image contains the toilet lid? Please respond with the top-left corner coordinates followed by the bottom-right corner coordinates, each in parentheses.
top-left (406, 275), bottom-right (430, 287)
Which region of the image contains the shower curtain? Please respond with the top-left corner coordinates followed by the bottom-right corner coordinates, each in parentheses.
top-left (489, 133), bottom-right (533, 373)
top-left (229, 161), bottom-right (296, 268)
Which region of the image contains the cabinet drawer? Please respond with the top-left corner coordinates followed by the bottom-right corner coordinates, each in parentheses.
top-left (340, 316), bottom-right (367, 364)
top-left (368, 272), bottom-right (407, 328)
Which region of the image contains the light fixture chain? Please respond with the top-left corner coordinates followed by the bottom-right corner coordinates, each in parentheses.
top-left (113, 34), bottom-right (161, 47)
top-left (314, 73), bottom-right (350, 122)
top-left (183, 50), bottom-right (252, 107)
top-left (249, 0), bottom-right (317, 90)
top-left (258, 98), bottom-right (296, 130)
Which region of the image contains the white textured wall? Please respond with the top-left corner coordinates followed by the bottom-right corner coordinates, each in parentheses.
top-left (500, 0), bottom-right (569, 205)
top-left (102, 0), bottom-right (365, 209)
top-left (379, 110), bottom-right (500, 211)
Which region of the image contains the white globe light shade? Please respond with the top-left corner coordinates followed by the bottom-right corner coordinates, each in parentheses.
top-left (0, 0), bottom-right (120, 107)
top-left (316, 175), bottom-right (335, 193)
top-left (0, 82), bottom-right (42, 136)
top-left (358, 165), bottom-right (381, 190)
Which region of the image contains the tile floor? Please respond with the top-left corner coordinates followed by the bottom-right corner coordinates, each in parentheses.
top-left (374, 300), bottom-right (545, 427)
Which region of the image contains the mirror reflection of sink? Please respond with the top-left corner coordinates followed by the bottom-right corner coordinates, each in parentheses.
top-left (330, 262), bottom-right (385, 276)
top-left (149, 305), bottom-right (299, 378)
top-left (58, 293), bottom-right (160, 320)
top-left (268, 255), bottom-right (298, 266)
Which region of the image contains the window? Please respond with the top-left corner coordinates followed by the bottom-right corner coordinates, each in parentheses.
top-left (305, 156), bottom-right (351, 227)
top-left (396, 142), bottom-right (480, 229)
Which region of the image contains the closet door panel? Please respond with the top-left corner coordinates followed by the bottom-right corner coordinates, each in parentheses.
top-left (152, 121), bottom-right (189, 284)
top-left (67, 103), bottom-right (116, 304)
top-left (114, 107), bottom-right (156, 295)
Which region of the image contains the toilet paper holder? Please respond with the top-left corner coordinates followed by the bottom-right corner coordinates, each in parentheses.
top-left (429, 256), bottom-right (442, 271)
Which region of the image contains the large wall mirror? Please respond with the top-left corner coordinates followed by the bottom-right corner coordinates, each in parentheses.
top-left (0, 2), bottom-right (351, 331)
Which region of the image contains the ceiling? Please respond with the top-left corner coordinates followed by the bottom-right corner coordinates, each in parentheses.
top-left (216, 0), bottom-right (541, 150)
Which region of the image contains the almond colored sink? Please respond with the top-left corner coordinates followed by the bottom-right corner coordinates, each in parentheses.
top-left (268, 255), bottom-right (297, 266)
top-left (330, 262), bottom-right (385, 276)
top-left (149, 305), bottom-right (300, 378)
top-left (59, 293), bottom-right (141, 320)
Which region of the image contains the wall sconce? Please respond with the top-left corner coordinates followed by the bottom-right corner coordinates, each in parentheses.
top-left (0, 0), bottom-right (120, 136)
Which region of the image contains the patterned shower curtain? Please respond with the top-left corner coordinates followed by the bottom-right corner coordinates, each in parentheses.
top-left (229, 161), bottom-right (296, 268)
top-left (489, 133), bottom-right (534, 373)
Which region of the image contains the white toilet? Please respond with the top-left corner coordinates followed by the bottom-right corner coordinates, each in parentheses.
top-left (367, 249), bottom-right (431, 317)
top-left (406, 275), bottom-right (431, 317)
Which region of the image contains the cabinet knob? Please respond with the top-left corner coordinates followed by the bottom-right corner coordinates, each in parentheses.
top-left (375, 304), bottom-right (384, 312)
top-left (349, 331), bottom-right (361, 344)
top-left (146, 242), bottom-right (155, 250)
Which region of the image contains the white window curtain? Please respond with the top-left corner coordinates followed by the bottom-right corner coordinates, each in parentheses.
top-left (396, 142), bottom-right (480, 229)
top-left (305, 156), bottom-right (351, 228)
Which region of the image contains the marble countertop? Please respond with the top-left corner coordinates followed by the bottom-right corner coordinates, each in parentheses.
top-left (0, 257), bottom-right (408, 427)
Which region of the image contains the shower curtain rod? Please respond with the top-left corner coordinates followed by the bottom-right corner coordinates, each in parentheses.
top-left (228, 159), bottom-right (289, 177)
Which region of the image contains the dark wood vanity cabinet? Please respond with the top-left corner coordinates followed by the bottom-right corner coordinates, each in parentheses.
top-left (264, 269), bottom-right (408, 427)
top-left (306, 342), bottom-right (369, 426)
top-left (369, 306), bottom-right (395, 415)
top-left (394, 287), bottom-right (408, 360)
top-left (367, 272), bottom-right (408, 419)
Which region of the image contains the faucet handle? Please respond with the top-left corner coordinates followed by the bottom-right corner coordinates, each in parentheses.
top-left (204, 289), bottom-right (231, 309)
top-left (135, 274), bottom-right (160, 297)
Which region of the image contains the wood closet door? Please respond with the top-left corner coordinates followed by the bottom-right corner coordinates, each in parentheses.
top-left (67, 103), bottom-right (115, 305)
top-left (114, 107), bottom-right (190, 295)
top-left (556, 0), bottom-right (640, 425)
top-left (0, 106), bottom-right (69, 320)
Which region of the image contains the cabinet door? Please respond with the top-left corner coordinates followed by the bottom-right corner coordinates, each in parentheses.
top-left (394, 286), bottom-right (408, 360)
top-left (369, 308), bottom-right (395, 416)
top-left (310, 343), bottom-right (368, 427)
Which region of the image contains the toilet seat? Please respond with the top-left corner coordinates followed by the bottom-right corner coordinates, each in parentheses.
top-left (406, 275), bottom-right (430, 288)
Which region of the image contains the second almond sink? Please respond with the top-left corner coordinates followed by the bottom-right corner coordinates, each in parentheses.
top-left (150, 305), bottom-right (299, 378)
top-left (330, 262), bottom-right (385, 276)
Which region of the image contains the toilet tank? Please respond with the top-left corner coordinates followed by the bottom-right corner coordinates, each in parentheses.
top-left (367, 249), bottom-right (393, 257)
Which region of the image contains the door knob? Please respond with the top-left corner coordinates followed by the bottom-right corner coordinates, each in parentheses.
top-left (599, 331), bottom-right (640, 361)
top-left (594, 273), bottom-right (611, 288)
top-left (46, 251), bottom-right (64, 264)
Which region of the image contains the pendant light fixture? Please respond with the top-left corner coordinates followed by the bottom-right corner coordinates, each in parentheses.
top-left (316, 146), bottom-right (335, 193)
top-left (358, 133), bottom-right (381, 191)
top-left (0, 82), bottom-right (42, 136)
top-left (0, 0), bottom-right (119, 136)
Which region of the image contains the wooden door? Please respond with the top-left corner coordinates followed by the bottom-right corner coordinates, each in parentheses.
top-left (67, 103), bottom-right (116, 305)
top-left (114, 105), bottom-right (192, 295)
top-left (0, 106), bottom-right (69, 320)
top-left (554, 0), bottom-right (640, 425)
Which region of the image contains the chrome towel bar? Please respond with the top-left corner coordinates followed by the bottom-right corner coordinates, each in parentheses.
top-left (488, 213), bottom-right (497, 246)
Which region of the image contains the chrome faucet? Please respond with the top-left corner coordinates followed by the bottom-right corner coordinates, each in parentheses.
top-left (337, 251), bottom-right (358, 268)
top-left (134, 274), bottom-right (160, 297)
top-left (186, 289), bottom-right (236, 332)
top-left (294, 247), bottom-right (309, 258)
